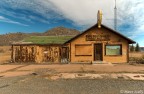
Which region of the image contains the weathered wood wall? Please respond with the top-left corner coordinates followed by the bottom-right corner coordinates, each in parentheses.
top-left (11, 45), bottom-right (67, 63)
top-left (68, 26), bottom-right (129, 63)
top-left (11, 25), bottom-right (131, 64)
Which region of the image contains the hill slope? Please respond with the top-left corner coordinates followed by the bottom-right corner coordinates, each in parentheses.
top-left (44, 27), bottom-right (80, 36)
top-left (0, 27), bottom-right (80, 45)
top-left (0, 33), bottom-right (28, 46)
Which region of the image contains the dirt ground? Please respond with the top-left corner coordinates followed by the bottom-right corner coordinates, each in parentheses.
top-left (0, 64), bottom-right (144, 75)
top-left (16, 64), bottom-right (144, 73)
top-left (0, 46), bottom-right (11, 64)
top-left (0, 64), bottom-right (144, 81)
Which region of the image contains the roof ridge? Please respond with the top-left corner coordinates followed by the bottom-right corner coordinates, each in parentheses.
top-left (64, 24), bottom-right (135, 44)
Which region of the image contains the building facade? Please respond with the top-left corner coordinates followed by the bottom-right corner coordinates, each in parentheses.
top-left (11, 43), bottom-right (69, 63)
top-left (11, 24), bottom-right (135, 64)
top-left (65, 24), bottom-right (135, 63)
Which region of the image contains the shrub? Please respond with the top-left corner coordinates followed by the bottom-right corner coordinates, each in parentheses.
top-left (129, 57), bottom-right (144, 64)
top-left (0, 49), bottom-right (5, 53)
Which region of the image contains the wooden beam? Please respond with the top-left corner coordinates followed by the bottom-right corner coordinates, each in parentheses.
top-left (11, 45), bottom-right (14, 63)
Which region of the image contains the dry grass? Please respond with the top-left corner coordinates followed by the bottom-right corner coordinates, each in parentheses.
top-left (129, 52), bottom-right (144, 58)
top-left (0, 46), bottom-right (11, 64)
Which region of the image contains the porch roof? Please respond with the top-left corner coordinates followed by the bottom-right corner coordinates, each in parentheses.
top-left (12, 36), bottom-right (74, 45)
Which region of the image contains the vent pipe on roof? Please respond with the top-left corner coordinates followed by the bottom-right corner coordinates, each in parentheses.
top-left (97, 10), bottom-right (102, 28)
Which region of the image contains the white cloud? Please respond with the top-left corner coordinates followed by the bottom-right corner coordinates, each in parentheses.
top-left (0, 16), bottom-right (29, 26)
top-left (117, 0), bottom-right (144, 39)
top-left (0, 8), bottom-right (33, 23)
top-left (48, 0), bottom-right (115, 28)
top-left (0, 0), bottom-right (55, 24)
top-left (0, 0), bottom-right (115, 27)
top-left (0, 0), bottom-right (144, 41)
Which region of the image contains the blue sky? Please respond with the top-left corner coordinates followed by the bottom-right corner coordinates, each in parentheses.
top-left (0, 0), bottom-right (144, 46)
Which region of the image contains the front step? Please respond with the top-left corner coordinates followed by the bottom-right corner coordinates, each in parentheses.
top-left (92, 61), bottom-right (111, 64)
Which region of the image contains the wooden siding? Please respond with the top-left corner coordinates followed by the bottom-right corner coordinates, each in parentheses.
top-left (68, 26), bottom-right (129, 63)
top-left (11, 25), bottom-right (133, 64)
top-left (12, 45), bottom-right (61, 63)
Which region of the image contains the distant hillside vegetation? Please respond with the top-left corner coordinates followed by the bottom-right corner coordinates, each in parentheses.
top-left (0, 33), bottom-right (29, 46)
top-left (0, 27), bottom-right (80, 45)
top-left (44, 26), bottom-right (80, 36)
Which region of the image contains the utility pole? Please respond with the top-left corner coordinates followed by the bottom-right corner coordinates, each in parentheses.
top-left (114, 0), bottom-right (117, 31)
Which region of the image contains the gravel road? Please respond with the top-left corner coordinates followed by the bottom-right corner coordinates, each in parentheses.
top-left (0, 75), bottom-right (144, 94)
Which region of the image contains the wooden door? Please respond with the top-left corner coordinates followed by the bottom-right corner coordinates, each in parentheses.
top-left (61, 47), bottom-right (69, 63)
top-left (94, 44), bottom-right (103, 61)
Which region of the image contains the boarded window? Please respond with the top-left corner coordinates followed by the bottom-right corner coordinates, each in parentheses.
top-left (105, 45), bottom-right (122, 55)
top-left (75, 44), bottom-right (92, 56)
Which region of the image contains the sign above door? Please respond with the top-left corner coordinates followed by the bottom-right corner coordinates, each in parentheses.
top-left (86, 34), bottom-right (110, 41)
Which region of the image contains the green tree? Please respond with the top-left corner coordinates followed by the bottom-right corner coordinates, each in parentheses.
top-left (130, 44), bottom-right (135, 52)
top-left (135, 43), bottom-right (140, 52)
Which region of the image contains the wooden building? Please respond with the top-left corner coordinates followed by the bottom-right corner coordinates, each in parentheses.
top-left (11, 36), bottom-right (71, 63)
top-left (11, 10), bottom-right (135, 64)
top-left (65, 24), bottom-right (135, 63)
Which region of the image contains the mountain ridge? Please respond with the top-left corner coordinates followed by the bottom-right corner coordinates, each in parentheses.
top-left (0, 27), bottom-right (80, 45)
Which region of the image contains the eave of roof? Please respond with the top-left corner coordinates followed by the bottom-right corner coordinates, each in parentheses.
top-left (64, 24), bottom-right (136, 44)
top-left (12, 36), bottom-right (74, 45)
top-left (11, 42), bottom-right (63, 46)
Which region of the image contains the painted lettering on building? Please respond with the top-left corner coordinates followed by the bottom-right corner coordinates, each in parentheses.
top-left (86, 34), bottom-right (110, 41)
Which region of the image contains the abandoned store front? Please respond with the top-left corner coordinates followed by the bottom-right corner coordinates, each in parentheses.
top-left (11, 38), bottom-right (70, 63)
top-left (65, 24), bottom-right (135, 63)
top-left (11, 10), bottom-right (135, 64)
top-left (11, 24), bottom-right (135, 64)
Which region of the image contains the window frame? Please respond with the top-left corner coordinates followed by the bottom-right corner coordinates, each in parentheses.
top-left (105, 44), bottom-right (122, 56)
top-left (75, 44), bottom-right (92, 56)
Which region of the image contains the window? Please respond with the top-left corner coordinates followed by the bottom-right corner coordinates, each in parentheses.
top-left (75, 44), bottom-right (92, 56)
top-left (105, 45), bottom-right (122, 56)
